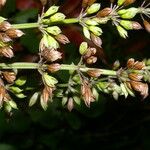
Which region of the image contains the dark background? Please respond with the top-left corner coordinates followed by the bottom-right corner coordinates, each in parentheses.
top-left (0, 0), bottom-right (150, 149)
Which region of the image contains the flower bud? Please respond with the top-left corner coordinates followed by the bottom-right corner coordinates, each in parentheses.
top-left (40, 0), bottom-right (47, 6)
top-left (0, 47), bottom-right (14, 58)
top-left (86, 3), bottom-right (101, 15)
top-left (79, 42), bottom-right (88, 55)
top-left (117, 0), bottom-right (126, 6)
top-left (47, 35), bottom-right (59, 49)
top-left (113, 60), bottom-right (120, 70)
top-left (83, 26), bottom-right (91, 40)
top-left (124, 0), bottom-right (136, 6)
top-left (127, 58), bottom-right (134, 68)
top-left (41, 48), bottom-right (62, 62)
top-left (42, 73), bottom-right (58, 87)
top-left (55, 34), bottom-right (70, 44)
top-left (67, 97), bottom-right (74, 112)
top-left (128, 73), bottom-right (143, 81)
top-left (97, 7), bottom-right (112, 18)
top-left (91, 33), bottom-right (102, 47)
top-left (0, 33), bottom-right (12, 42)
top-left (0, 21), bottom-right (11, 31)
top-left (86, 56), bottom-right (97, 64)
top-left (47, 63), bottom-right (61, 73)
top-left (87, 69), bottom-right (101, 77)
top-left (89, 26), bottom-right (103, 36)
top-left (93, 17), bottom-right (109, 24)
top-left (82, 0), bottom-right (89, 8)
top-left (118, 8), bottom-right (139, 19)
top-left (46, 26), bottom-right (61, 35)
top-left (50, 13), bottom-right (66, 22)
top-left (6, 29), bottom-right (24, 38)
top-left (44, 6), bottom-right (59, 17)
top-left (116, 25), bottom-right (128, 38)
top-left (85, 19), bottom-right (98, 26)
top-left (143, 20), bottom-right (150, 33)
top-left (2, 71), bottom-right (16, 83)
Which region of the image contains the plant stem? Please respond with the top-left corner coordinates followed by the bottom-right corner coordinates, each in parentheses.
top-left (12, 18), bottom-right (79, 29)
top-left (12, 23), bottom-right (39, 29)
top-left (0, 63), bottom-right (117, 76)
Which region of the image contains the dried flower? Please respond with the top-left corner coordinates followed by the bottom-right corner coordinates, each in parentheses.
top-left (2, 71), bottom-right (16, 83)
top-left (55, 34), bottom-right (70, 44)
top-left (130, 81), bottom-right (148, 99)
top-left (87, 69), bottom-right (101, 77)
top-left (97, 7), bottom-right (112, 18)
top-left (0, 47), bottom-right (14, 58)
top-left (0, 33), bottom-right (12, 42)
top-left (5, 29), bottom-right (24, 38)
top-left (41, 48), bottom-right (62, 62)
top-left (81, 80), bottom-right (95, 107)
top-left (91, 33), bottom-right (102, 47)
top-left (124, 0), bottom-right (136, 6)
top-left (128, 73), bottom-right (143, 81)
top-left (47, 63), bottom-right (61, 73)
top-left (0, 21), bottom-right (11, 31)
top-left (0, 0), bottom-right (6, 8)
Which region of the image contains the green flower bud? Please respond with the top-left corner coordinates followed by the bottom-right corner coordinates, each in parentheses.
top-left (117, 0), bottom-right (126, 6)
top-left (118, 8), bottom-right (139, 19)
top-left (42, 73), bottom-right (58, 87)
top-left (83, 26), bottom-right (91, 40)
top-left (116, 25), bottom-right (128, 38)
top-left (89, 26), bottom-right (103, 36)
top-left (9, 86), bottom-right (23, 93)
top-left (120, 83), bottom-right (128, 98)
top-left (47, 35), bottom-right (59, 49)
top-left (87, 3), bottom-right (101, 15)
top-left (85, 19), bottom-right (98, 26)
top-left (50, 13), bottom-right (66, 22)
top-left (120, 20), bottom-right (133, 30)
top-left (93, 17), bottom-right (109, 24)
top-left (46, 26), bottom-right (62, 35)
top-left (44, 6), bottom-right (59, 17)
top-left (79, 42), bottom-right (88, 55)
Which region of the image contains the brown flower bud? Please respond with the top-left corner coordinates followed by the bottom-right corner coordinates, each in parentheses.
top-left (67, 97), bottom-right (74, 112)
top-left (127, 58), bottom-right (135, 68)
top-left (2, 71), bottom-right (16, 83)
top-left (130, 81), bottom-right (148, 99)
top-left (0, 21), bottom-right (11, 31)
top-left (47, 63), bottom-right (61, 73)
top-left (5, 29), bottom-right (24, 38)
top-left (128, 73), bottom-right (143, 81)
top-left (97, 7), bottom-right (112, 18)
top-left (55, 34), bottom-right (70, 44)
top-left (0, 47), bottom-right (14, 58)
top-left (0, 0), bottom-right (6, 8)
top-left (86, 56), bottom-right (97, 64)
top-left (42, 86), bottom-right (53, 104)
top-left (132, 22), bottom-right (142, 30)
top-left (134, 61), bottom-right (145, 70)
top-left (0, 33), bottom-right (12, 42)
top-left (126, 81), bottom-right (132, 90)
top-left (143, 20), bottom-right (150, 33)
top-left (41, 48), bottom-right (62, 62)
top-left (124, 0), bottom-right (136, 6)
top-left (91, 33), bottom-right (102, 47)
top-left (87, 69), bottom-right (101, 77)
top-left (82, 0), bottom-right (96, 8)
top-left (88, 0), bottom-right (96, 6)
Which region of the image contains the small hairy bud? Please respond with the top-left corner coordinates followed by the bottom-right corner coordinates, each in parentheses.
top-left (0, 33), bottom-right (12, 42)
top-left (116, 25), bottom-right (128, 38)
top-left (79, 42), bottom-right (88, 55)
top-left (86, 3), bottom-right (101, 15)
top-left (46, 26), bottom-right (62, 35)
top-left (86, 56), bottom-right (97, 64)
top-left (89, 26), bottom-right (103, 36)
top-left (44, 6), bottom-right (59, 17)
top-left (50, 13), bottom-right (66, 22)
top-left (67, 97), bottom-right (74, 112)
top-left (128, 73), bottom-right (143, 82)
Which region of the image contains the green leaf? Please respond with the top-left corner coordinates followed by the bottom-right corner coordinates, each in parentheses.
top-left (8, 100), bottom-right (18, 109)
top-left (15, 93), bottom-right (26, 99)
top-left (73, 96), bottom-right (81, 105)
top-left (15, 76), bottom-right (27, 86)
top-left (9, 86), bottom-right (23, 93)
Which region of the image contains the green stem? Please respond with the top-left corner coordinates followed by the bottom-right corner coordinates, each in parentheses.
top-left (12, 23), bottom-right (39, 29)
top-left (12, 18), bottom-right (79, 29)
top-left (0, 63), bottom-right (117, 76)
